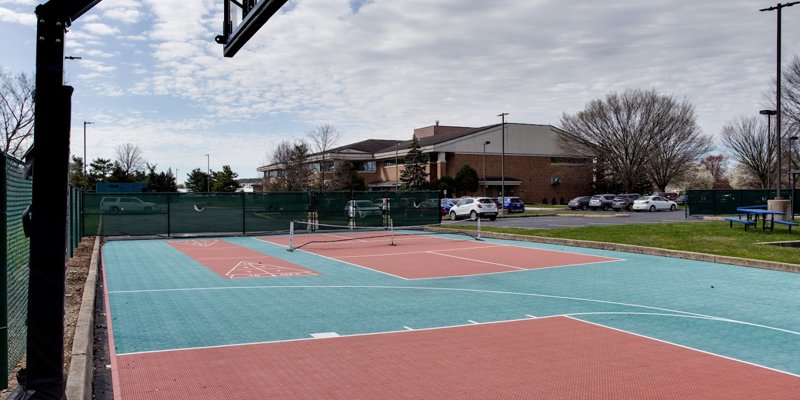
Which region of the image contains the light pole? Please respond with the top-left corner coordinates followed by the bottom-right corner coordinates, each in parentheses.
top-left (760, 1), bottom-right (799, 198)
top-left (483, 140), bottom-right (490, 196)
top-left (790, 135), bottom-right (799, 219)
top-left (395, 142), bottom-right (400, 191)
top-left (204, 154), bottom-right (210, 192)
top-left (83, 121), bottom-right (93, 175)
top-left (497, 112), bottom-right (508, 213)
top-left (760, 109), bottom-right (777, 192)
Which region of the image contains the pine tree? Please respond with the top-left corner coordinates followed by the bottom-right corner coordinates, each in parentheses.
top-left (400, 137), bottom-right (428, 189)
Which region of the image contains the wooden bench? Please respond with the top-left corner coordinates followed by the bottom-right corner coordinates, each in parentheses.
top-left (772, 220), bottom-right (799, 233)
top-left (724, 217), bottom-right (757, 231)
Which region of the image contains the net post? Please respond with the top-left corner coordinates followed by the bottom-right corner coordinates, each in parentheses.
top-left (288, 221), bottom-right (294, 251)
top-left (390, 220), bottom-right (395, 246)
top-left (477, 217), bottom-right (482, 240)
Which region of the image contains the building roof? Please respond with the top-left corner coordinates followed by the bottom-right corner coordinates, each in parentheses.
top-left (376, 124), bottom-right (500, 153)
top-left (329, 139), bottom-right (403, 154)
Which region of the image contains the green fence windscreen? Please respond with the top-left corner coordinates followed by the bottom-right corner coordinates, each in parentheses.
top-left (1, 154), bottom-right (32, 388)
top-left (686, 189), bottom-right (799, 216)
top-left (84, 190), bottom-right (442, 237)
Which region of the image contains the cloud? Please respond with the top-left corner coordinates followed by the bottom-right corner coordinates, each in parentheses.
top-left (0, 6), bottom-right (35, 25)
top-left (83, 22), bottom-right (120, 36)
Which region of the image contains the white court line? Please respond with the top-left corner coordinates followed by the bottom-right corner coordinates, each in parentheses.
top-left (467, 320), bottom-right (479, 324)
top-left (334, 244), bottom-right (500, 259)
top-left (115, 310), bottom-right (800, 378)
top-left (526, 314), bottom-right (537, 318)
top-left (568, 316), bottom-right (800, 378)
top-left (109, 283), bottom-right (800, 338)
top-left (427, 251), bottom-right (528, 271)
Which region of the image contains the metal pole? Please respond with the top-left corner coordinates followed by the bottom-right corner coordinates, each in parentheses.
top-left (760, 1), bottom-right (800, 198)
top-left (395, 142), bottom-right (399, 191)
top-left (205, 154), bottom-right (210, 192)
top-left (483, 141), bottom-right (490, 196)
top-left (82, 121), bottom-right (92, 175)
top-left (497, 113), bottom-right (508, 212)
top-left (760, 109), bottom-right (777, 192)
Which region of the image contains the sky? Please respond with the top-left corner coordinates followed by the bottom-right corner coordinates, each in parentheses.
top-left (1, 0), bottom-right (800, 183)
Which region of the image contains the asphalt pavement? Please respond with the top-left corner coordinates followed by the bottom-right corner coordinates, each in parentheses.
top-left (452, 207), bottom-right (705, 229)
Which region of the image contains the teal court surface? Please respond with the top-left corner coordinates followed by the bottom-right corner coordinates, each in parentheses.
top-left (101, 231), bottom-right (800, 399)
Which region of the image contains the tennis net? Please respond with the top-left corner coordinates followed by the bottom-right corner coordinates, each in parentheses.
top-left (286, 219), bottom-right (482, 251)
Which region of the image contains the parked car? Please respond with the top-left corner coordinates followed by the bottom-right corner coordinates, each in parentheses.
top-left (449, 197), bottom-right (498, 221)
top-left (588, 194), bottom-right (616, 211)
top-left (99, 197), bottom-right (160, 213)
top-left (440, 198), bottom-right (458, 215)
top-left (610, 194), bottom-right (641, 211)
top-left (674, 195), bottom-right (686, 205)
top-left (345, 200), bottom-right (383, 219)
top-left (568, 196), bottom-right (591, 210)
top-left (498, 197), bottom-right (525, 213)
top-left (631, 195), bottom-right (677, 212)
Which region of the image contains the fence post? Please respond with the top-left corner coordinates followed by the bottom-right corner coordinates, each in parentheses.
top-left (241, 192), bottom-right (246, 236)
top-left (167, 194), bottom-right (172, 237)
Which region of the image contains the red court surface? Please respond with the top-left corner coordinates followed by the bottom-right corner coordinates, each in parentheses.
top-left (114, 316), bottom-right (800, 399)
top-left (168, 239), bottom-right (318, 279)
top-left (260, 233), bottom-right (619, 279)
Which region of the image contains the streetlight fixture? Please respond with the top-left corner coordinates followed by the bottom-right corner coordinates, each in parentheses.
top-left (760, 1), bottom-right (799, 198)
top-left (760, 109), bottom-right (777, 192)
top-left (204, 154), bottom-right (210, 192)
top-left (82, 121), bottom-right (93, 176)
top-left (497, 112), bottom-right (509, 213)
top-left (483, 140), bottom-right (491, 196)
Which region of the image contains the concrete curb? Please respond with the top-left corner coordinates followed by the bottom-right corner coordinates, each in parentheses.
top-left (65, 236), bottom-right (100, 400)
top-left (474, 231), bottom-right (800, 274)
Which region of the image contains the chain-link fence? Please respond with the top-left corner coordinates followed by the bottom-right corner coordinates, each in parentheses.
top-left (1, 153), bottom-right (32, 387)
top-left (686, 189), bottom-right (800, 216)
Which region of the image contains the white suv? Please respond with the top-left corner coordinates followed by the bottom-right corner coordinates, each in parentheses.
top-left (448, 197), bottom-right (498, 221)
top-left (99, 197), bottom-right (160, 213)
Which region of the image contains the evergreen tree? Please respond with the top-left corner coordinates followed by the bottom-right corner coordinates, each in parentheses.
top-left (454, 164), bottom-right (479, 195)
top-left (69, 156), bottom-right (88, 189)
top-left (186, 168), bottom-right (213, 192)
top-left (212, 165), bottom-right (239, 192)
top-left (400, 137), bottom-right (428, 189)
top-left (146, 164), bottom-right (178, 192)
top-left (88, 157), bottom-right (113, 188)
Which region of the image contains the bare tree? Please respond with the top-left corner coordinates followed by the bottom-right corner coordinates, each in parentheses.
top-left (0, 72), bottom-right (34, 157)
top-left (778, 55), bottom-right (800, 137)
top-left (559, 88), bottom-right (710, 193)
top-left (114, 143), bottom-right (146, 176)
top-left (719, 116), bottom-right (772, 189)
top-left (268, 139), bottom-right (311, 191)
top-left (699, 154), bottom-right (730, 189)
top-left (306, 124), bottom-right (341, 190)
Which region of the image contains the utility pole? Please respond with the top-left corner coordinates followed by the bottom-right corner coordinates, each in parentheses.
top-left (497, 113), bottom-right (508, 213)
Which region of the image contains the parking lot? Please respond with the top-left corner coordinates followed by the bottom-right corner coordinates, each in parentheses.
top-left (457, 208), bottom-right (703, 229)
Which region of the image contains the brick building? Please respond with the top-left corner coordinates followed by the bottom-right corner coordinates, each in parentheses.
top-left (258, 123), bottom-right (593, 205)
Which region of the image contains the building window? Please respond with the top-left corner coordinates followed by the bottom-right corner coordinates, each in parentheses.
top-left (353, 161), bottom-right (376, 172)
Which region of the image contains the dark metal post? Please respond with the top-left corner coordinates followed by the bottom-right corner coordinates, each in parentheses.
top-left (761, 1), bottom-right (800, 198)
top-left (760, 109), bottom-right (776, 191)
top-left (24, 5), bottom-right (72, 399)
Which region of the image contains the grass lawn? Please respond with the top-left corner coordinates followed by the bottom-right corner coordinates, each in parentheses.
top-left (476, 221), bottom-right (800, 265)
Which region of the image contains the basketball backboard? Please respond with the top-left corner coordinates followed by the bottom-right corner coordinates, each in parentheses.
top-left (215, 0), bottom-right (290, 57)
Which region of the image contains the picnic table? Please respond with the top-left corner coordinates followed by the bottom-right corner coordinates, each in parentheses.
top-left (735, 207), bottom-right (785, 232)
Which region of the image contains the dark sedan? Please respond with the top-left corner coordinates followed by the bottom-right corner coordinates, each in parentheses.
top-left (568, 196), bottom-right (591, 210)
